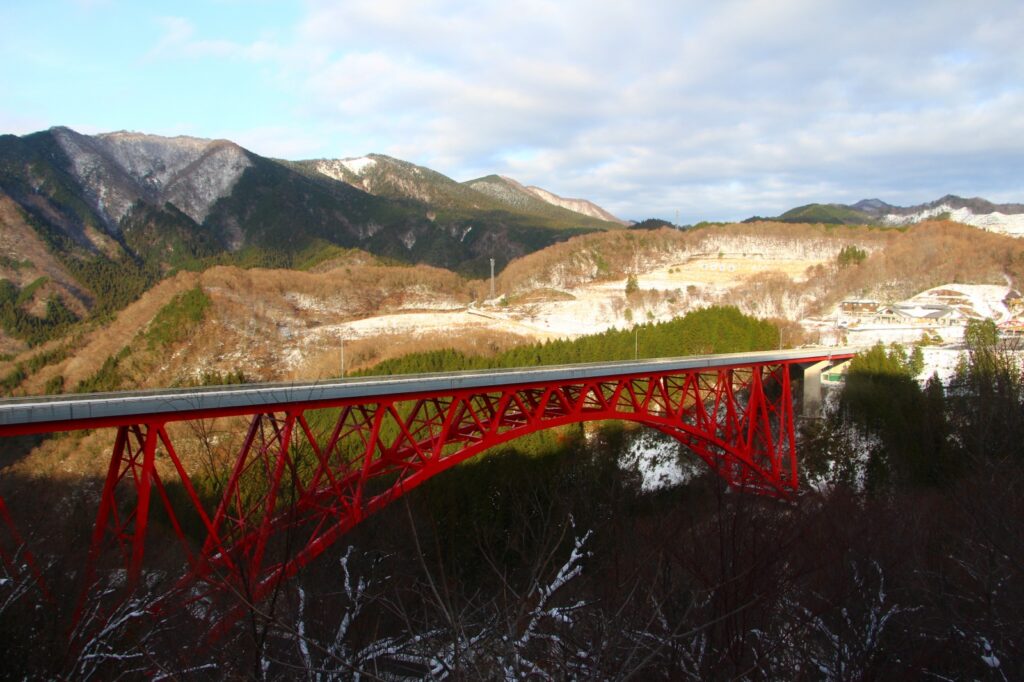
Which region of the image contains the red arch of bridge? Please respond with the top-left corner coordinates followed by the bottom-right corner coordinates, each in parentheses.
top-left (0, 354), bottom-right (847, 638)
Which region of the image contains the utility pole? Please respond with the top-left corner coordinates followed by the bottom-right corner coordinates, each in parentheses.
top-left (340, 335), bottom-right (345, 377)
top-left (635, 328), bottom-right (639, 360)
top-left (489, 258), bottom-right (495, 300)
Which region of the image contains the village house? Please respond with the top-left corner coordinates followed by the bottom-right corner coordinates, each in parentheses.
top-left (875, 303), bottom-right (965, 327)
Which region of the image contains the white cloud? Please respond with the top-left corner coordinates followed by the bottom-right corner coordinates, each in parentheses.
top-left (114, 1), bottom-right (1024, 220)
top-left (147, 15), bottom-right (289, 63)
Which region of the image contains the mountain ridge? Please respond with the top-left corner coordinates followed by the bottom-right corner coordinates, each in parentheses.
top-left (299, 153), bottom-right (625, 227)
top-left (0, 126), bottom-right (622, 350)
top-left (523, 184), bottom-right (627, 225)
top-left (751, 194), bottom-right (1024, 235)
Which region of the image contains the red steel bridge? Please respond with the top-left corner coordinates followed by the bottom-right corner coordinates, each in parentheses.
top-left (0, 348), bottom-right (854, 636)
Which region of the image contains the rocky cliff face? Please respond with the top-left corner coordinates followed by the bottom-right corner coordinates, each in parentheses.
top-left (51, 127), bottom-right (251, 228)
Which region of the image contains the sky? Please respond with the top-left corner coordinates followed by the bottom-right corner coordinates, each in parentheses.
top-left (1, 0), bottom-right (1022, 223)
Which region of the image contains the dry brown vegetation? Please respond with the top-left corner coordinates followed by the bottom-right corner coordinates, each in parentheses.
top-left (0, 197), bottom-right (88, 311)
top-left (201, 262), bottom-right (475, 316)
top-left (494, 222), bottom-right (875, 293)
top-left (1, 260), bottom-right (482, 396)
top-left (297, 327), bottom-right (532, 378)
top-left (5, 219), bottom-right (1023, 400)
top-left (0, 195), bottom-right (93, 356)
top-left (496, 220), bottom-right (1024, 324)
top-left (497, 221), bottom-right (1024, 300)
top-left (718, 221), bottom-right (1024, 320)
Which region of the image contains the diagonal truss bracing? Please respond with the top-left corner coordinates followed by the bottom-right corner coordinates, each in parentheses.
top-left (0, 352), bottom-right (857, 638)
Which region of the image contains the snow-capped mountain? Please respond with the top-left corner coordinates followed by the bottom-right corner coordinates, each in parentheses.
top-left (51, 127), bottom-right (252, 228)
top-left (763, 194), bottom-right (1024, 236)
top-left (462, 174), bottom-right (626, 225)
top-left (876, 195), bottom-right (1024, 236)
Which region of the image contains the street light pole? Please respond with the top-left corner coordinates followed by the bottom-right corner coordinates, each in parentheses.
top-left (635, 328), bottom-right (638, 360)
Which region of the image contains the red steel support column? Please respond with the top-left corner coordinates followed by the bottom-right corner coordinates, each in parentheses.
top-left (129, 424), bottom-right (161, 582)
top-left (0, 495), bottom-right (49, 599)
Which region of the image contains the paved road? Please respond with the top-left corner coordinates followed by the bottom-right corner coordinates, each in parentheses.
top-left (0, 347), bottom-right (858, 435)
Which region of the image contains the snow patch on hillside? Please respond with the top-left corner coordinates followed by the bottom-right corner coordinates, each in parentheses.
top-left (619, 431), bottom-right (690, 491)
top-left (510, 234), bottom-right (848, 295)
top-left (341, 156), bottom-right (376, 175)
top-left (468, 177), bottom-right (538, 210)
top-left (691, 234), bottom-right (853, 261)
top-left (314, 157), bottom-right (377, 184)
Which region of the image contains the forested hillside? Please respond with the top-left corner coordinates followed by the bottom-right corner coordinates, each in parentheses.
top-left (0, 127), bottom-right (619, 359)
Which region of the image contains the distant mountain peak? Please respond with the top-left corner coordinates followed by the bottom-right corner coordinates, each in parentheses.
top-left (49, 126), bottom-right (252, 226)
top-left (465, 174), bottom-right (623, 224)
top-left (760, 194), bottom-right (1024, 236)
top-left (524, 185), bottom-right (626, 225)
top-left (850, 198), bottom-right (894, 215)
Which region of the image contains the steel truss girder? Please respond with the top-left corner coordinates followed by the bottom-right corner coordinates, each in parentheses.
top-left (76, 363), bottom-right (796, 632)
top-left (6, 360), bottom-right (801, 638)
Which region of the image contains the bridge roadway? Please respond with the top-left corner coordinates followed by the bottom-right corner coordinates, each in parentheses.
top-left (0, 347), bottom-right (858, 436)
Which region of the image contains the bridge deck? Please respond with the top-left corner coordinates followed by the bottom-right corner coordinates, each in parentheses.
top-left (0, 347), bottom-right (858, 435)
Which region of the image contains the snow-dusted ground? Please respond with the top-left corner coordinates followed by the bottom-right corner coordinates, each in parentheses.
top-left (907, 283), bottom-right (1012, 321)
top-left (917, 348), bottom-right (964, 384)
top-left (841, 325), bottom-right (964, 346)
top-left (882, 204), bottom-right (1024, 237)
top-left (268, 243), bottom-right (1019, 389)
top-left (618, 431), bottom-right (688, 491)
top-left (322, 311), bottom-right (533, 341)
